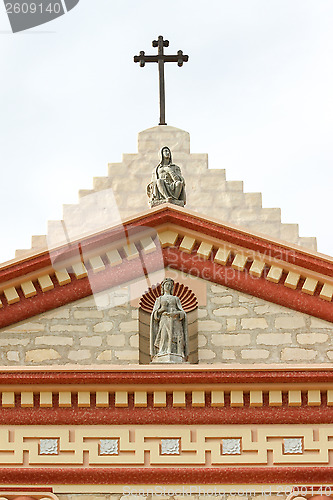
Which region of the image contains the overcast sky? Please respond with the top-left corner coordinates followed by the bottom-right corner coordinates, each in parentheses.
top-left (0, 0), bottom-right (332, 264)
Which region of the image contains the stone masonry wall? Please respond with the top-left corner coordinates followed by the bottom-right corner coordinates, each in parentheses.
top-left (198, 281), bottom-right (333, 364)
top-left (0, 278), bottom-right (332, 366)
top-left (0, 289), bottom-right (139, 366)
top-left (16, 125), bottom-right (317, 258)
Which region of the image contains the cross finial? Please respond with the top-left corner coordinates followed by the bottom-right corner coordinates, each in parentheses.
top-left (134, 36), bottom-right (189, 125)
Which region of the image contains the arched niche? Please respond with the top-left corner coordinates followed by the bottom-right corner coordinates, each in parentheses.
top-left (139, 281), bottom-right (198, 364)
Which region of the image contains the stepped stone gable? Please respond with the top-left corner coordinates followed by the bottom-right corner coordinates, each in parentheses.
top-left (72, 126), bottom-right (317, 249)
top-left (17, 125), bottom-right (316, 257)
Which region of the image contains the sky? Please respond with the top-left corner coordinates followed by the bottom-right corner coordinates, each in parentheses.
top-left (0, 0), bottom-right (332, 264)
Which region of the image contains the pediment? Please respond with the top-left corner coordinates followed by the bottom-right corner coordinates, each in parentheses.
top-left (0, 203), bottom-right (332, 330)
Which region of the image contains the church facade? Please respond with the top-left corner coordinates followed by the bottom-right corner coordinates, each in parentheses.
top-left (0, 126), bottom-right (332, 500)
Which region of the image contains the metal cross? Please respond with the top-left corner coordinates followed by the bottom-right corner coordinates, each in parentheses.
top-left (134, 36), bottom-right (189, 125)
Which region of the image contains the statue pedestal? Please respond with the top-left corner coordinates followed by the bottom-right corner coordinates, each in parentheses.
top-left (151, 353), bottom-right (186, 364)
top-left (150, 199), bottom-right (185, 208)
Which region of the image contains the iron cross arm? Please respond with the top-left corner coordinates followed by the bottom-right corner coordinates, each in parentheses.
top-left (134, 51), bottom-right (189, 67)
top-left (134, 37), bottom-right (189, 125)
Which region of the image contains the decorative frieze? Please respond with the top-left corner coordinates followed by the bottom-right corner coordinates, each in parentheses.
top-left (0, 388), bottom-right (332, 411)
top-left (0, 424), bottom-right (330, 466)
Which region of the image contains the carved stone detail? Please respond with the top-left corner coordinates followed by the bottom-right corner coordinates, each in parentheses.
top-left (147, 146), bottom-right (186, 207)
top-left (150, 278), bottom-right (188, 363)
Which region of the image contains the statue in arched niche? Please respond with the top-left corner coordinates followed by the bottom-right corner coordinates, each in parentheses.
top-left (147, 146), bottom-right (186, 207)
top-left (150, 278), bottom-right (188, 363)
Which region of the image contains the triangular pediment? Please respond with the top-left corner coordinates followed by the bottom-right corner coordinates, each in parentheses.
top-left (0, 204), bottom-right (332, 330)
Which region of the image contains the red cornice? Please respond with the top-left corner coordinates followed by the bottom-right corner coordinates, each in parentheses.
top-left (0, 245), bottom-right (332, 330)
top-left (1, 206), bottom-right (332, 283)
top-left (0, 368), bottom-right (333, 385)
top-left (0, 467), bottom-right (332, 484)
top-left (0, 206), bottom-right (332, 328)
top-left (0, 404), bottom-right (332, 426)
top-left (164, 248), bottom-right (333, 322)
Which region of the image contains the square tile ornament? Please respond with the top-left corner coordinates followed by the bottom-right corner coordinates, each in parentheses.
top-left (221, 438), bottom-right (241, 455)
top-left (39, 438), bottom-right (59, 455)
top-left (283, 438), bottom-right (303, 454)
top-left (160, 438), bottom-right (180, 455)
top-left (99, 439), bottom-right (119, 455)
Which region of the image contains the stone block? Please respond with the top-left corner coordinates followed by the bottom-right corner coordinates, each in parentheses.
top-left (226, 180), bottom-right (244, 192)
top-left (210, 284), bottom-right (228, 293)
top-left (25, 349), bottom-right (61, 363)
top-left (7, 351), bottom-right (19, 362)
top-left (279, 224), bottom-right (299, 242)
top-left (244, 192), bottom-right (262, 207)
top-left (211, 334), bottom-right (251, 346)
top-left (198, 334), bottom-right (207, 347)
top-left (257, 333), bottom-right (292, 345)
top-left (211, 296), bottom-right (233, 304)
top-left (199, 349), bottom-right (216, 360)
top-left (198, 320), bottom-right (222, 332)
top-left (6, 322), bottom-right (44, 333)
top-left (138, 125), bottom-right (190, 154)
top-left (213, 307), bottom-right (248, 317)
top-left (115, 350), bottom-right (139, 361)
top-left (310, 317), bottom-right (332, 329)
top-left (43, 308), bottom-right (70, 319)
top-left (0, 338), bottom-right (29, 346)
top-left (254, 304), bottom-right (284, 314)
top-left (35, 336), bottom-right (73, 346)
top-left (107, 334), bottom-right (126, 347)
top-left (119, 320), bottom-right (138, 332)
top-left (93, 321), bottom-right (114, 333)
top-left (97, 350), bottom-right (112, 361)
top-left (275, 317), bottom-right (306, 329)
top-left (222, 350), bottom-right (236, 360)
top-left (74, 310), bottom-right (104, 319)
top-left (299, 237), bottom-right (317, 251)
top-left (241, 318), bottom-right (268, 330)
top-left (68, 350), bottom-right (91, 361)
top-left (80, 336), bottom-right (102, 346)
top-left (214, 192), bottom-right (244, 208)
top-left (130, 334), bottom-right (139, 348)
top-left (50, 324), bottom-right (88, 333)
top-left (240, 349), bottom-right (270, 359)
top-left (226, 318), bottom-right (237, 331)
top-left (297, 333), bottom-right (328, 344)
top-left (198, 173), bottom-right (227, 189)
top-left (281, 348), bottom-right (317, 361)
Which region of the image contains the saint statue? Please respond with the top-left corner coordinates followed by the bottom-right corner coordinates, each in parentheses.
top-left (147, 146), bottom-right (186, 207)
top-left (150, 278), bottom-right (188, 363)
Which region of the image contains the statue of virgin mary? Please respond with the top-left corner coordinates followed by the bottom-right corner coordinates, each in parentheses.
top-left (150, 278), bottom-right (188, 363)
